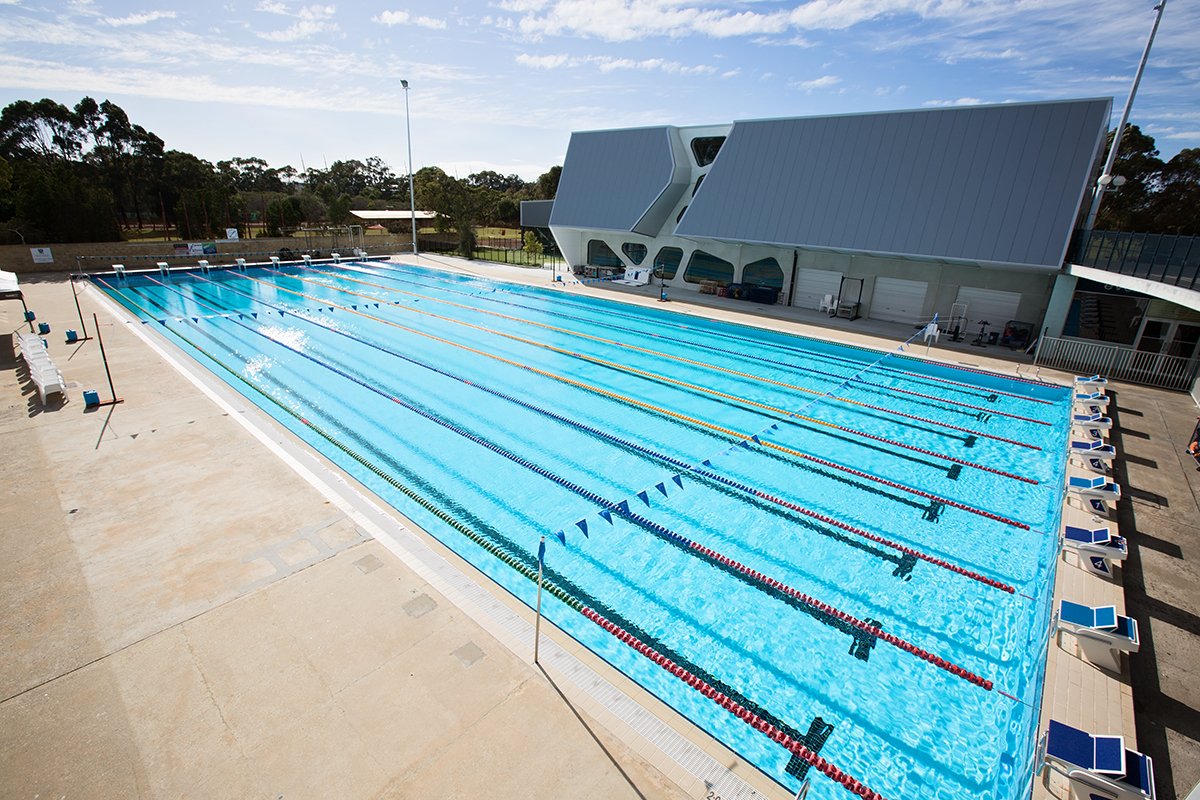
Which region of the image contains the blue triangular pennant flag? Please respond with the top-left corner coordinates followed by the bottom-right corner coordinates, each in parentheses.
top-left (352, 305), bottom-right (357, 310)
top-left (576, 519), bottom-right (589, 537)
top-left (537, 538), bottom-right (546, 567)
top-left (617, 500), bottom-right (630, 514)
top-left (637, 491), bottom-right (650, 506)
top-left (752, 435), bottom-right (761, 444)
top-left (599, 509), bottom-right (613, 524)
top-left (655, 482), bottom-right (668, 497)
top-left (701, 459), bottom-right (712, 467)
top-left (251, 313), bottom-right (258, 318)
top-left (739, 440), bottom-right (751, 448)
top-left (554, 530), bottom-right (566, 544)
top-left (672, 474), bottom-right (683, 488)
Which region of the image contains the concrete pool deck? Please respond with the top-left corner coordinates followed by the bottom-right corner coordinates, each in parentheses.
top-left (2, 260), bottom-right (1197, 799)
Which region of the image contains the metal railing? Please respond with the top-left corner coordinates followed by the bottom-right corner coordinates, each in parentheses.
top-left (472, 245), bottom-right (564, 269)
top-left (1034, 334), bottom-right (1200, 391)
top-left (1070, 230), bottom-right (1200, 291)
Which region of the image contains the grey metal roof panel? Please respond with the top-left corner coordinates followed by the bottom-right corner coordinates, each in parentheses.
top-left (677, 99), bottom-right (1112, 268)
top-left (550, 127), bottom-right (678, 232)
top-left (520, 199), bottom-right (554, 228)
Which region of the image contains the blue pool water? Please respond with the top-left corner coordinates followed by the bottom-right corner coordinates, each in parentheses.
top-left (96, 261), bottom-right (1070, 800)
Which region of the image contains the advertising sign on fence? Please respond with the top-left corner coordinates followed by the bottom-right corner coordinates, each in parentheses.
top-left (30, 247), bottom-right (53, 264)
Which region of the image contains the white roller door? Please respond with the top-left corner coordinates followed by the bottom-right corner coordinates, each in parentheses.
top-left (869, 277), bottom-right (927, 324)
top-left (955, 287), bottom-right (1023, 327)
top-left (791, 268), bottom-right (843, 311)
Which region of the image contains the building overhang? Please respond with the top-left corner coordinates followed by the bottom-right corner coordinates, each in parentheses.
top-left (1068, 263), bottom-right (1200, 312)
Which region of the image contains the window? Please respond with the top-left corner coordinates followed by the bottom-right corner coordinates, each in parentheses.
top-left (653, 247), bottom-right (683, 280)
top-left (690, 137), bottom-right (725, 167)
top-left (587, 239), bottom-right (622, 267)
top-left (692, 174), bottom-right (705, 196)
top-left (676, 205), bottom-right (689, 224)
top-left (621, 243), bottom-right (647, 265)
top-left (1063, 291), bottom-right (1147, 345)
top-left (742, 257), bottom-right (784, 289)
top-left (683, 250), bottom-right (734, 285)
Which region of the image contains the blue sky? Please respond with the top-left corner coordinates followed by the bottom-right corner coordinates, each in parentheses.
top-left (0, 0), bottom-right (1196, 180)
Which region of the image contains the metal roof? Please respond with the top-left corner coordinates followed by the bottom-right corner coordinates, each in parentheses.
top-left (351, 209), bottom-right (437, 220)
top-left (675, 98), bottom-right (1111, 269)
top-left (549, 126), bottom-right (679, 232)
top-left (520, 200), bottom-right (554, 228)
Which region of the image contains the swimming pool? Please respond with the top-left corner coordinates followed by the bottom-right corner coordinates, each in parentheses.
top-left (95, 261), bottom-right (1070, 800)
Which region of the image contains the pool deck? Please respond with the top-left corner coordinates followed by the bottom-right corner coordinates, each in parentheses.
top-left (2, 259), bottom-right (1197, 799)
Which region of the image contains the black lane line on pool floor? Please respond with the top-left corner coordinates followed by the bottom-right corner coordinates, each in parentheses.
top-left (358, 260), bottom-right (1057, 408)
top-left (266, 268), bottom-right (1039, 487)
top-left (296, 263), bottom-right (1040, 452)
top-left (237, 271), bottom-right (1018, 527)
top-left (95, 278), bottom-right (851, 789)
top-left (174, 273), bottom-right (1029, 621)
top-left (184, 274), bottom-right (939, 581)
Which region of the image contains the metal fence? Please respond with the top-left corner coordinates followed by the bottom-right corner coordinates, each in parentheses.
top-left (1034, 334), bottom-right (1200, 391)
top-left (472, 245), bottom-right (564, 269)
top-left (1070, 230), bottom-right (1200, 290)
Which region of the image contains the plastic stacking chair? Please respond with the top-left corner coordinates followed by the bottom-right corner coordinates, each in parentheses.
top-left (1055, 601), bottom-right (1139, 671)
top-left (1039, 720), bottom-right (1155, 800)
top-left (819, 294), bottom-right (836, 315)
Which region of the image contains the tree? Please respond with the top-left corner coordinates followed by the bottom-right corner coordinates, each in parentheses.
top-left (522, 230), bottom-right (543, 263)
top-left (327, 194), bottom-right (352, 225)
top-left (1094, 125), bottom-right (1163, 232)
top-left (1152, 149), bottom-right (1200, 235)
top-left (532, 165), bottom-right (561, 200)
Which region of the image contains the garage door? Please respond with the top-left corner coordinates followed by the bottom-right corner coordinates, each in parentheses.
top-left (954, 287), bottom-right (1023, 328)
top-left (791, 268), bottom-right (843, 311)
top-left (869, 277), bottom-right (928, 324)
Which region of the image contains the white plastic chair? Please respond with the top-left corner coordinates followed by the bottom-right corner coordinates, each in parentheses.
top-left (819, 294), bottom-right (836, 315)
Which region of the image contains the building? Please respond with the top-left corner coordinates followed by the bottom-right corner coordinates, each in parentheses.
top-left (540, 99), bottom-right (1112, 343)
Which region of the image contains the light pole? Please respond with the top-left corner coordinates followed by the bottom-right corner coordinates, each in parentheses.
top-left (1083, 1), bottom-right (1167, 231)
top-left (401, 79), bottom-right (418, 256)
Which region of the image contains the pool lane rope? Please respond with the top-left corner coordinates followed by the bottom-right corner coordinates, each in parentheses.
top-left (187, 272), bottom-right (1015, 594)
top-left (364, 259), bottom-right (1058, 401)
top-left (297, 264), bottom-right (1040, 452)
top-left (268, 268), bottom-right (1039, 486)
top-left (315, 261), bottom-right (1055, 426)
top-left (231, 271), bottom-right (1030, 531)
top-left (139, 273), bottom-right (998, 691)
top-left (96, 278), bottom-right (894, 800)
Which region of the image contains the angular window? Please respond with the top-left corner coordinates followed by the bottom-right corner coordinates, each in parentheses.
top-left (742, 257), bottom-right (784, 289)
top-left (621, 243), bottom-right (648, 265)
top-left (676, 205), bottom-right (689, 224)
top-left (653, 246), bottom-right (684, 280)
top-left (683, 250), bottom-right (734, 285)
top-left (692, 174), bottom-right (705, 196)
top-left (587, 239), bottom-right (622, 267)
top-left (690, 137), bottom-right (725, 167)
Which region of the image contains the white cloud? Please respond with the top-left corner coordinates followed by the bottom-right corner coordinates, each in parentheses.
top-left (103, 10), bottom-right (177, 26)
top-left (257, 3), bottom-right (337, 41)
top-left (923, 97), bottom-right (985, 107)
top-left (515, 52), bottom-right (714, 75)
top-left (374, 10), bottom-right (446, 29)
top-left (516, 52), bottom-right (571, 69)
top-left (374, 10), bottom-right (409, 25)
top-left (792, 74), bottom-right (840, 92)
top-left (256, 0), bottom-right (287, 13)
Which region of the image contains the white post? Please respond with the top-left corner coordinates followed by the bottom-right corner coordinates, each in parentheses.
top-left (1083, 1), bottom-right (1168, 231)
top-left (402, 79), bottom-right (418, 257)
top-left (534, 535), bottom-right (545, 664)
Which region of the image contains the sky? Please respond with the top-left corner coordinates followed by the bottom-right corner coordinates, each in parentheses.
top-left (0, 0), bottom-right (1197, 181)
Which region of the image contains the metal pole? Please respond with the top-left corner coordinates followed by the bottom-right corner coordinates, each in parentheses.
top-left (534, 535), bottom-right (545, 664)
top-left (93, 312), bottom-right (122, 405)
top-left (402, 79), bottom-right (418, 257)
top-left (1083, 0), bottom-right (1167, 231)
top-left (71, 278), bottom-right (93, 340)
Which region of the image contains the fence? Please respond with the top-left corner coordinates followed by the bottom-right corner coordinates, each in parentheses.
top-left (1034, 334), bottom-right (1200, 391)
top-left (1070, 230), bottom-right (1200, 291)
top-left (472, 245), bottom-right (564, 269)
